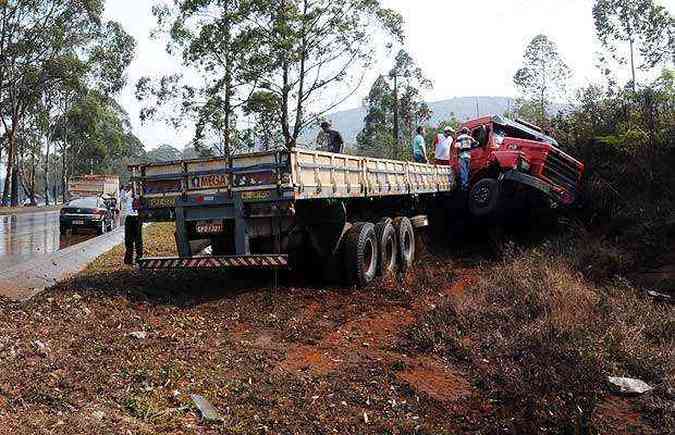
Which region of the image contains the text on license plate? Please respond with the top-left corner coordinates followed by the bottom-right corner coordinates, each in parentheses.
top-left (72, 220), bottom-right (85, 225)
top-left (241, 190), bottom-right (272, 201)
top-left (196, 222), bottom-right (224, 234)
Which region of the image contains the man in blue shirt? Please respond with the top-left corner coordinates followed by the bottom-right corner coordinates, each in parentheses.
top-left (454, 127), bottom-right (478, 191)
top-left (412, 126), bottom-right (428, 163)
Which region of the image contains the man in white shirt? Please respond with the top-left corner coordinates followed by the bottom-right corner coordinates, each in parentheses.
top-left (434, 127), bottom-right (454, 165)
top-left (124, 189), bottom-right (143, 265)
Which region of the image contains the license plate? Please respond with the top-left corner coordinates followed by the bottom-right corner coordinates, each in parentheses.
top-left (147, 196), bottom-right (178, 208)
top-left (195, 222), bottom-right (224, 234)
top-left (241, 190), bottom-right (272, 201)
top-left (72, 220), bottom-right (85, 225)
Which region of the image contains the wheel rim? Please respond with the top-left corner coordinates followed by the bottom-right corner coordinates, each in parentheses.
top-left (364, 239), bottom-right (376, 277)
top-left (472, 185), bottom-right (492, 206)
top-left (403, 229), bottom-right (412, 258)
top-left (385, 237), bottom-right (395, 269)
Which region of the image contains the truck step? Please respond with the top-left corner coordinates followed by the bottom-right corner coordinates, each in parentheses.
top-left (139, 255), bottom-right (289, 270)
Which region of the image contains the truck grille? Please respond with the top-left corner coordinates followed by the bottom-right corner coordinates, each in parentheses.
top-left (543, 150), bottom-right (580, 194)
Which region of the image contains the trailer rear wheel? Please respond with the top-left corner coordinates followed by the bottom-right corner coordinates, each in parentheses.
top-left (374, 220), bottom-right (397, 276)
top-left (393, 217), bottom-right (415, 274)
top-left (343, 222), bottom-right (378, 287)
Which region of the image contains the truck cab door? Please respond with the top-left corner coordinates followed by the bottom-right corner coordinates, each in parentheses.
top-left (469, 125), bottom-right (491, 175)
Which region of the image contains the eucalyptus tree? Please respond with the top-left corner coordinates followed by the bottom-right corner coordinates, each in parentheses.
top-left (356, 50), bottom-right (431, 160)
top-left (389, 50), bottom-right (432, 149)
top-left (513, 34), bottom-right (571, 125)
top-left (356, 75), bottom-right (395, 158)
top-left (593, 0), bottom-right (674, 89)
top-left (137, 0), bottom-right (266, 157)
top-left (243, 90), bottom-right (282, 151)
top-left (0, 0), bottom-right (135, 205)
top-left (257, 0), bottom-right (404, 148)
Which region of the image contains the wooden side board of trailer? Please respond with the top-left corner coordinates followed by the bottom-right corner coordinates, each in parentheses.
top-left (130, 149), bottom-right (456, 208)
top-left (290, 149), bottom-right (455, 199)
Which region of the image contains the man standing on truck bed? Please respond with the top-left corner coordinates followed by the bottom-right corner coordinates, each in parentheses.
top-left (318, 121), bottom-right (345, 154)
top-left (455, 127), bottom-right (478, 190)
top-left (434, 127), bottom-right (454, 165)
top-left (412, 126), bottom-right (428, 163)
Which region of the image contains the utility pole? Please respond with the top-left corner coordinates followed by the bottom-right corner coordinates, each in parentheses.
top-left (475, 98), bottom-right (480, 118)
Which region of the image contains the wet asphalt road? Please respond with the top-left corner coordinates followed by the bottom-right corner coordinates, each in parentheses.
top-left (0, 210), bottom-right (118, 269)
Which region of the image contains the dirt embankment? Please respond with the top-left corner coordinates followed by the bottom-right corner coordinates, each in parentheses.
top-left (0, 223), bottom-right (672, 434)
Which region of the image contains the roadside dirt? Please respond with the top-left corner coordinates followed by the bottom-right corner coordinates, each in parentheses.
top-left (0, 224), bottom-right (668, 433)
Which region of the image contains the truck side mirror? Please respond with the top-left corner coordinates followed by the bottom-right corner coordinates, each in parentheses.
top-left (474, 126), bottom-right (488, 147)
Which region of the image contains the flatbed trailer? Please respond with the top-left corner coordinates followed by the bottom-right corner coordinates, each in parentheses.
top-left (130, 148), bottom-right (456, 286)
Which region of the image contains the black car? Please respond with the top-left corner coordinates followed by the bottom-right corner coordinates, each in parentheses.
top-left (60, 197), bottom-right (114, 235)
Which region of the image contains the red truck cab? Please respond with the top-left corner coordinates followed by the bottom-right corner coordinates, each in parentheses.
top-left (452, 115), bottom-right (585, 216)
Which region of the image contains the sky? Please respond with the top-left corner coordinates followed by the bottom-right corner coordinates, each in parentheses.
top-left (104, 0), bottom-right (675, 150)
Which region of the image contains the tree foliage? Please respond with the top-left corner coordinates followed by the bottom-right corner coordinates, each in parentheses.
top-left (513, 34), bottom-right (571, 126)
top-left (139, 0), bottom-right (403, 152)
top-left (137, 0), bottom-right (268, 157)
top-left (592, 0), bottom-right (674, 87)
top-left (263, 0), bottom-right (404, 147)
top-left (552, 68), bottom-right (674, 224)
top-left (0, 0), bottom-right (137, 205)
top-left (356, 50), bottom-right (432, 160)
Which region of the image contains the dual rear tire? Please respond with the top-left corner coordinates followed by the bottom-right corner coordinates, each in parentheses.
top-left (343, 216), bottom-right (415, 287)
top-left (343, 223), bottom-right (378, 286)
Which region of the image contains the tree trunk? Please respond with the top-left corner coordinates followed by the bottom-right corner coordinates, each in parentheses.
top-left (4, 128), bottom-right (17, 206)
top-left (61, 145), bottom-right (67, 203)
top-left (629, 38), bottom-right (636, 91)
top-left (1, 162), bottom-right (10, 206)
top-left (392, 74), bottom-right (399, 148)
top-left (10, 166), bottom-right (18, 207)
top-left (30, 149), bottom-right (36, 205)
top-left (44, 140), bottom-right (50, 206)
top-left (0, 144), bottom-right (4, 204)
top-left (281, 60), bottom-right (292, 148)
top-left (222, 0), bottom-right (232, 158)
top-left (292, 0), bottom-right (309, 142)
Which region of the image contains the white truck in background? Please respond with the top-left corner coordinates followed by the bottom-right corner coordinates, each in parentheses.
top-left (67, 175), bottom-right (120, 214)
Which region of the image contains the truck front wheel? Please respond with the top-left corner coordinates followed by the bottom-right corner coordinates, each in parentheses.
top-left (343, 223), bottom-right (378, 287)
top-left (469, 178), bottom-right (500, 217)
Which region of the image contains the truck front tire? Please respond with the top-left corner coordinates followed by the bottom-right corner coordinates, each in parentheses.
top-left (343, 222), bottom-right (378, 287)
top-left (393, 217), bottom-right (415, 274)
top-left (469, 178), bottom-right (500, 217)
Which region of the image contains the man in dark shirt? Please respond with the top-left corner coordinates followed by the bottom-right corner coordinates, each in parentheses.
top-left (318, 121), bottom-right (345, 154)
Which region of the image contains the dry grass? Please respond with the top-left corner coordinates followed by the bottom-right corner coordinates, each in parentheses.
top-left (404, 240), bottom-right (675, 433)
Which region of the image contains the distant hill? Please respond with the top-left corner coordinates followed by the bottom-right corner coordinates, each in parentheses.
top-left (301, 96), bottom-right (516, 145)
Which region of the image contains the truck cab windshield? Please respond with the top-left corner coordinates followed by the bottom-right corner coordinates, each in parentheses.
top-left (492, 115), bottom-right (558, 146)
